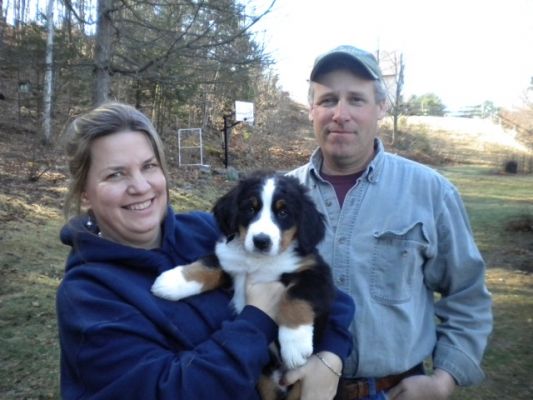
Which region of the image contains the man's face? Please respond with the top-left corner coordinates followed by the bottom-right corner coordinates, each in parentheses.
top-left (309, 69), bottom-right (387, 174)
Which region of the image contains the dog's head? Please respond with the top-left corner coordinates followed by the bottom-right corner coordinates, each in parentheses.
top-left (213, 171), bottom-right (325, 256)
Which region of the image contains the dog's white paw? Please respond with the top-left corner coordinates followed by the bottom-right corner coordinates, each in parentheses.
top-left (278, 324), bottom-right (314, 369)
top-left (151, 266), bottom-right (203, 301)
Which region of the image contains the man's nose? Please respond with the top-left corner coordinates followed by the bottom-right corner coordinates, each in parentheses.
top-left (332, 100), bottom-right (350, 122)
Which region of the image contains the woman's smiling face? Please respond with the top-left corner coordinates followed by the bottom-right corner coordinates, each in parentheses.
top-left (82, 130), bottom-right (168, 249)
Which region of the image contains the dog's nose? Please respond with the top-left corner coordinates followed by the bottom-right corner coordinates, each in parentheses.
top-left (253, 233), bottom-right (272, 252)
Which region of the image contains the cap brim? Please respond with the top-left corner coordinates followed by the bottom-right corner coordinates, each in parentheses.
top-left (310, 52), bottom-right (380, 81)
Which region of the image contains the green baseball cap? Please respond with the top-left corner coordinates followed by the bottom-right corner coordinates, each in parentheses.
top-left (310, 45), bottom-right (382, 81)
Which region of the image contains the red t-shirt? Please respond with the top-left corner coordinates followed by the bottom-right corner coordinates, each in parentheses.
top-left (320, 171), bottom-right (364, 207)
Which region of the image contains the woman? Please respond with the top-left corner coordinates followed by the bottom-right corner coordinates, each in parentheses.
top-left (56, 102), bottom-right (355, 399)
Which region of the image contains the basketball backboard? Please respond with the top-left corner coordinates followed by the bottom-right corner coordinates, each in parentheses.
top-left (235, 101), bottom-right (254, 124)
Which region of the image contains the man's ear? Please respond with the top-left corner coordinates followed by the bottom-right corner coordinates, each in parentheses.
top-left (308, 106), bottom-right (315, 122)
top-left (377, 100), bottom-right (388, 120)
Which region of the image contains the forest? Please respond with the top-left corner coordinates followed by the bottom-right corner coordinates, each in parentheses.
top-left (1, 0), bottom-right (296, 148)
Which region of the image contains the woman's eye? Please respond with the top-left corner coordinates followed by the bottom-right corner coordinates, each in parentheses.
top-left (106, 171), bottom-right (123, 180)
top-left (144, 162), bottom-right (158, 170)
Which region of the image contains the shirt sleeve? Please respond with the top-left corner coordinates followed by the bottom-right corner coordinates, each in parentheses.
top-left (424, 186), bottom-right (493, 386)
top-left (314, 288), bottom-right (355, 360)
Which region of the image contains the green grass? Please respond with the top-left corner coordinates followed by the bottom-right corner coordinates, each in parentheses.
top-left (1, 165), bottom-right (532, 399)
top-left (440, 165), bottom-right (532, 272)
top-left (440, 165), bottom-right (533, 399)
top-left (0, 185), bottom-right (220, 399)
top-left (1, 218), bottom-right (65, 399)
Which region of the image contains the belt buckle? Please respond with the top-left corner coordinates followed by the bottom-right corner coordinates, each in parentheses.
top-left (341, 378), bottom-right (369, 400)
top-left (355, 380), bottom-right (368, 398)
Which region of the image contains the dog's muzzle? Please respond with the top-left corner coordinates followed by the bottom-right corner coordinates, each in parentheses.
top-left (253, 233), bottom-right (272, 252)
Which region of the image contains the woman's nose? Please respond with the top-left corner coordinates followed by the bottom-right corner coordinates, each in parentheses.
top-left (127, 171), bottom-right (151, 193)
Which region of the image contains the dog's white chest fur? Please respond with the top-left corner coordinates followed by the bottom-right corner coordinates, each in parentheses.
top-left (215, 238), bottom-right (300, 312)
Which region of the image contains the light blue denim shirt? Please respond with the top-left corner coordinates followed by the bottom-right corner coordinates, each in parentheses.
top-left (289, 139), bottom-right (492, 386)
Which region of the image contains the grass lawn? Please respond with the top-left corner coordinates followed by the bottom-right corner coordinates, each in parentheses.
top-left (1, 165), bottom-right (532, 399)
top-left (440, 166), bottom-right (533, 399)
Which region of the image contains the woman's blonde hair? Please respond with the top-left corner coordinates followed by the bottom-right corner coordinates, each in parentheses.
top-left (62, 102), bottom-right (169, 219)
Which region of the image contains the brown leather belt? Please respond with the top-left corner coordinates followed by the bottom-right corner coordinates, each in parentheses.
top-left (335, 364), bottom-right (423, 400)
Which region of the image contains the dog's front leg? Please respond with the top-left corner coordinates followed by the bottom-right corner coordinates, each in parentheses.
top-left (151, 257), bottom-right (225, 301)
top-left (277, 297), bottom-right (315, 370)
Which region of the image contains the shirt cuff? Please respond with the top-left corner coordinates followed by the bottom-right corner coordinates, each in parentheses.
top-left (433, 342), bottom-right (485, 386)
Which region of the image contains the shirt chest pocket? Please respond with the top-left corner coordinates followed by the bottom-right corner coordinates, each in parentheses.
top-left (370, 222), bottom-right (428, 304)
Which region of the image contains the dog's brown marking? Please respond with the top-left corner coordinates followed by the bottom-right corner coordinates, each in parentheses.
top-left (182, 261), bottom-right (225, 291)
top-left (296, 255), bottom-right (316, 271)
top-left (285, 381), bottom-right (302, 400)
top-left (280, 226), bottom-right (297, 252)
top-left (238, 225), bottom-right (248, 242)
top-left (278, 298), bottom-right (315, 328)
top-left (257, 372), bottom-right (302, 400)
top-left (257, 375), bottom-right (281, 400)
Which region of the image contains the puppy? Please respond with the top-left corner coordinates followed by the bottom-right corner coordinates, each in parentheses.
top-left (152, 171), bottom-right (335, 399)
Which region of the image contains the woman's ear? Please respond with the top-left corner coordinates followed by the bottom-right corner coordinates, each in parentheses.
top-left (81, 192), bottom-right (91, 208)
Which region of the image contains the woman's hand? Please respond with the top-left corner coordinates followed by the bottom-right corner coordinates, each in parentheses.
top-left (386, 369), bottom-right (456, 400)
top-left (282, 351), bottom-right (342, 400)
top-left (245, 280), bottom-right (285, 320)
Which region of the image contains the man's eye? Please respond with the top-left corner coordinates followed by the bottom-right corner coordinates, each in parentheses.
top-left (349, 97), bottom-right (365, 105)
top-left (320, 98), bottom-right (336, 107)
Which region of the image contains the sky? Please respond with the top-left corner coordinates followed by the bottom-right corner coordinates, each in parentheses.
top-left (249, 0), bottom-right (533, 111)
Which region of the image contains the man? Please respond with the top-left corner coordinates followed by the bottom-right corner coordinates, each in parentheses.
top-left (286, 45), bottom-right (493, 400)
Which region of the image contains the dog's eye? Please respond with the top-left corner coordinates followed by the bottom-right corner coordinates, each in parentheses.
top-left (277, 208), bottom-right (289, 218)
top-left (243, 205), bottom-right (257, 216)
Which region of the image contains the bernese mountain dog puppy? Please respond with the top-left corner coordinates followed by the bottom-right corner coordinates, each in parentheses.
top-left (151, 171), bottom-right (335, 399)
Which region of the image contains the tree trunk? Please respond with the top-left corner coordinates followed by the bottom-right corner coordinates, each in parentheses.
top-left (93, 0), bottom-right (114, 106)
top-left (42, 0), bottom-right (54, 145)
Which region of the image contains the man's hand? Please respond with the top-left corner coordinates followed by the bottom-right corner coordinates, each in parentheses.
top-left (386, 369), bottom-right (456, 400)
top-left (282, 351), bottom-right (342, 400)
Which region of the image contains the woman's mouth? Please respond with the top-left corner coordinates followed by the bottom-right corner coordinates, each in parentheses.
top-left (124, 199), bottom-right (152, 211)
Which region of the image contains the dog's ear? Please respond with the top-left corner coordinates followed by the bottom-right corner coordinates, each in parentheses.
top-left (297, 188), bottom-right (326, 254)
top-left (213, 184), bottom-right (240, 236)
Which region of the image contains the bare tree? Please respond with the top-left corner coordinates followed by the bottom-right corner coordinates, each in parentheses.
top-left (90, 0), bottom-right (276, 107)
top-left (42, 0), bottom-right (54, 144)
top-left (378, 50), bottom-right (405, 143)
top-left (93, 0), bottom-right (115, 105)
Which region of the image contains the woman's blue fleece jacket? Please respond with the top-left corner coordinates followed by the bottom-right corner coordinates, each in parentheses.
top-left (56, 206), bottom-right (355, 399)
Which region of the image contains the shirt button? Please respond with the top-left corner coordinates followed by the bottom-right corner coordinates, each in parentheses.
top-left (325, 200), bottom-right (332, 207)
top-left (337, 275), bottom-right (346, 284)
top-left (338, 237), bottom-right (346, 244)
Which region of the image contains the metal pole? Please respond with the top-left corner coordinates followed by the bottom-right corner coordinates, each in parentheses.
top-left (223, 115), bottom-right (229, 168)
top-left (222, 114), bottom-right (242, 169)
